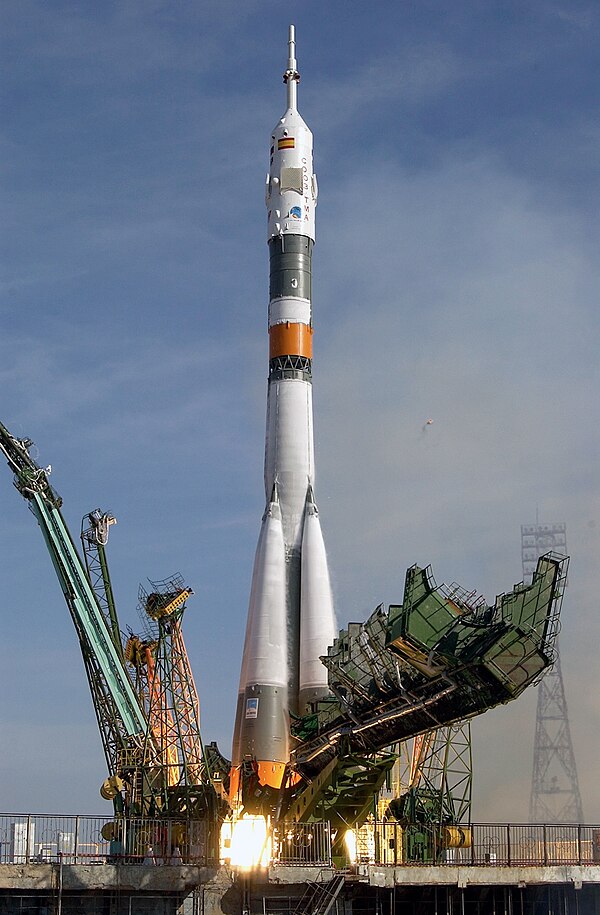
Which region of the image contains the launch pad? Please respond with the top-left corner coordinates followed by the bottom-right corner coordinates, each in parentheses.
top-left (1, 23), bottom-right (598, 915)
top-left (0, 416), bottom-right (569, 852)
top-left (1, 820), bottom-right (599, 915)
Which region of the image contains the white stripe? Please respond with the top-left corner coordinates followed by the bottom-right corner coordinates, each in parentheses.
top-left (269, 297), bottom-right (311, 327)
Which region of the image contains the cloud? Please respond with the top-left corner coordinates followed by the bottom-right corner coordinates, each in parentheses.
top-left (1, 0), bottom-right (270, 85)
top-left (307, 43), bottom-right (466, 134)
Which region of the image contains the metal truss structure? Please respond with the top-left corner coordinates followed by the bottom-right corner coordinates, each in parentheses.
top-left (135, 576), bottom-right (214, 814)
top-left (521, 523), bottom-right (583, 823)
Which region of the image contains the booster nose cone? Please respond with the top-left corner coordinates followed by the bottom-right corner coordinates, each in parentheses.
top-left (299, 487), bottom-right (336, 711)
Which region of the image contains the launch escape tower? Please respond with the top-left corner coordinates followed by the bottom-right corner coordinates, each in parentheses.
top-left (521, 523), bottom-right (583, 823)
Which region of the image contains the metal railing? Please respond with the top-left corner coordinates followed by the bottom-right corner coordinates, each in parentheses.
top-left (0, 814), bottom-right (212, 865)
top-left (0, 814), bottom-right (330, 867)
top-left (0, 814), bottom-right (598, 868)
top-left (273, 822), bottom-right (332, 866)
top-left (355, 822), bottom-right (600, 867)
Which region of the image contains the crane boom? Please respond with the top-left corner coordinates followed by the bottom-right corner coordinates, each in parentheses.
top-left (0, 421), bottom-right (147, 743)
top-left (81, 510), bottom-right (124, 662)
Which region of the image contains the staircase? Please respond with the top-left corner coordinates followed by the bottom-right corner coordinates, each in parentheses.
top-left (292, 875), bottom-right (345, 915)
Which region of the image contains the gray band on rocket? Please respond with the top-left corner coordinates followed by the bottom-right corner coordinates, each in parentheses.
top-left (269, 235), bottom-right (313, 301)
top-left (236, 684), bottom-right (289, 763)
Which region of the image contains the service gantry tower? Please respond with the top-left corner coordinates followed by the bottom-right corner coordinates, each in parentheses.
top-left (521, 522), bottom-right (583, 823)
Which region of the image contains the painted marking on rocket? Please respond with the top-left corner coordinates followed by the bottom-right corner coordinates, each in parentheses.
top-left (245, 698), bottom-right (259, 719)
top-left (269, 322), bottom-right (313, 358)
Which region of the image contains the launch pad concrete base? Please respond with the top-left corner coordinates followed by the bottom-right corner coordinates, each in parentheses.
top-left (1, 862), bottom-right (599, 914)
top-left (359, 863), bottom-right (600, 889)
top-left (0, 863), bottom-right (219, 894)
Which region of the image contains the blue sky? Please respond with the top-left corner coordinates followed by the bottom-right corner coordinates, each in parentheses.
top-left (1, 1), bottom-right (598, 820)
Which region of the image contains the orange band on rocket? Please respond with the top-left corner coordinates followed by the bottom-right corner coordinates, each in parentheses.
top-left (269, 322), bottom-right (313, 359)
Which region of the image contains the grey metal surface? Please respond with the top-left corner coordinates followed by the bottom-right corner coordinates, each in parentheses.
top-left (269, 235), bottom-right (313, 301)
top-left (237, 684), bottom-right (290, 763)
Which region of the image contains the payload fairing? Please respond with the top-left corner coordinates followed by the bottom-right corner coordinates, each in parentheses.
top-left (231, 27), bottom-right (336, 795)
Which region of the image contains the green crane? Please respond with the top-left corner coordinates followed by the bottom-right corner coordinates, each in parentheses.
top-left (0, 422), bottom-right (146, 737)
top-left (0, 419), bottom-right (219, 841)
top-left (0, 421), bottom-right (155, 811)
top-left (81, 510), bottom-right (124, 662)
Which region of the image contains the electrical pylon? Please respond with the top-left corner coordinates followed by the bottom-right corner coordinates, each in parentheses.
top-left (521, 523), bottom-right (583, 823)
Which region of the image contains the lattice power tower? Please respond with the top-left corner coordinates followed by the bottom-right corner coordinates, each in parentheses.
top-left (521, 522), bottom-right (583, 823)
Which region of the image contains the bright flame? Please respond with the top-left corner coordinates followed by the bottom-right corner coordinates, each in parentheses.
top-left (344, 828), bottom-right (357, 865)
top-left (219, 819), bottom-right (233, 864)
top-left (224, 815), bottom-right (271, 870)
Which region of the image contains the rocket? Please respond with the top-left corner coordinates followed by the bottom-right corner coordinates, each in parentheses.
top-left (230, 26), bottom-right (336, 798)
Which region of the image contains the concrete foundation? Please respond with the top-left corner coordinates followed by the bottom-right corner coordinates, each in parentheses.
top-left (0, 863), bottom-right (598, 914)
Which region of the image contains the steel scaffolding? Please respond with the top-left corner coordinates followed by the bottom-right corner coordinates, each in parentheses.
top-left (521, 523), bottom-right (583, 823)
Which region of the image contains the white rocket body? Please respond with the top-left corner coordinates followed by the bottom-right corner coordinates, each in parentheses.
top-left (231, 27), bottom-right (336, 793)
